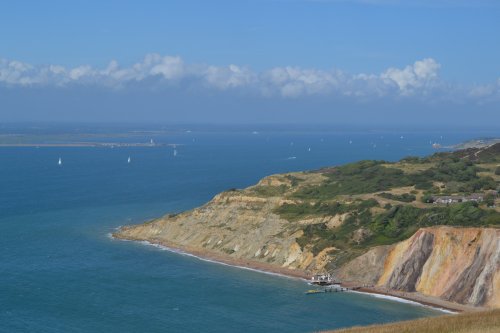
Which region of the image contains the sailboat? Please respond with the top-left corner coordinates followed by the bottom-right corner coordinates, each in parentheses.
top-left (173, 149), bottom-right (177, 157)
top-left (127, 156), bottom-right (131, 163)
top-left (58, 157), bottom-right (62, 166)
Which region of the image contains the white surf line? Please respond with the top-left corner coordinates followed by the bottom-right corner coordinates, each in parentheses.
top-left (109, 231), bottom-right (456, 313)
top-left (110, 233), bottom-right (307, 282)
top-left (350, 290), bottom-right (456, 314)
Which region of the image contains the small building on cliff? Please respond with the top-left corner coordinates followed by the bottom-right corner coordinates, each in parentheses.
top-left (432, 193), bottom-right (484, 205)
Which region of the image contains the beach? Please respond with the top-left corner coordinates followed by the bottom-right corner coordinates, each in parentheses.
top-left (112, 231), bottom-right (481, 314)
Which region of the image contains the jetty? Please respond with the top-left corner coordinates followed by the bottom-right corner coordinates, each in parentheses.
top-left (305, 286), bottom-right (349, 295)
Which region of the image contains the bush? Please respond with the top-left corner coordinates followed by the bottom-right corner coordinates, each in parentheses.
top-left (377, 192), bottom-right (416, 202)
top-left (485, 194), bottom-right (495, 207)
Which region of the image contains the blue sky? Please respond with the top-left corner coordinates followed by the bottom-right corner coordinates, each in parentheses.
top-left (1, 0), bottom-right (499, 125)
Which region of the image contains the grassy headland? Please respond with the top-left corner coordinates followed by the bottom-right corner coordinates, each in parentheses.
top-left (256, 143), bottom-right (500, 269)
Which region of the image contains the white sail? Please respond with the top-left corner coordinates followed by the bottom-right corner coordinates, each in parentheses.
top-left (58, 157), bottom-right (62, 165)
top-left (127, 156), bottom-right (131, 163)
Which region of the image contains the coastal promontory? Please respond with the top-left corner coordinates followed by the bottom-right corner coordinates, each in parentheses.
top-left (115, 143), bottom-right (500, 310)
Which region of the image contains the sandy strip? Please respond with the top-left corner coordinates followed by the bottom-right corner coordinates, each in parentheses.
top-left (111, 232), bottom-right (485, 314)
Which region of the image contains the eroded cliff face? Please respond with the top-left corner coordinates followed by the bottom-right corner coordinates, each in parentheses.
top-left (338, 227), bottom-right (500, 307)
top-left (115, 190), bottom-right (334, 273)
top-left (114, 174), bottom-right (499, 308)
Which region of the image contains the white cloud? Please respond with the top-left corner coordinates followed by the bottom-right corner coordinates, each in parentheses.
top-left (263, 67), bottom-right (342, 97)
top-left (69, 65), bottom-right (94, 80)
top-left (0, 54), bottom-right (497, 102)
top-left (148, 55), bottom-right (185, 80)
top-left (204, 64), bottom-right (256, 89)
top-left (468, 79), bottom-right (500, 103)
top-left (380, 58), bottom-right (440, 94)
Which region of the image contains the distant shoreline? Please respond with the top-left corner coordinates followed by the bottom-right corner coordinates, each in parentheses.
top-left (111, 231), bottom-right (479, 314)
top-left (0, 142), bottom-right (179, 148)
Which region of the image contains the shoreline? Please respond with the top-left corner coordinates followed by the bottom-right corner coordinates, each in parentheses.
top-left (111, 231), bottom-right (482, 314)
top-left (111, 232), bottom-right (310, 280)
top-left (0, 142), bottom-right (178, 148)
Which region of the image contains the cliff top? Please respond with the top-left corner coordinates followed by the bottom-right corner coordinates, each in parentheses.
top-left (223, 143), bottom-right (500, 264)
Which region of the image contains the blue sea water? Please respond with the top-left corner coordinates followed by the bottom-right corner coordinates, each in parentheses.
top-left (1, 126), bottom-right (497, 332)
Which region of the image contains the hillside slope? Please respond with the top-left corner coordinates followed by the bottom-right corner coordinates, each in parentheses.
top-left (115, 143), bottom-right (500, 308)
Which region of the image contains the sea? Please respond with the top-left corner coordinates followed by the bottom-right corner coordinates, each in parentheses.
top-left (1, 124), bottom-right (497, 332)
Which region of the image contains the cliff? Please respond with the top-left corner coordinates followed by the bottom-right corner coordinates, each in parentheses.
top-left (114, 143), bottom-right (500, 308)
top-left (115, 188), bottom-right (499, 308)
top-left (115, 190), bottom-right (335, 273)
top-left (337, 227), bottom-right (500, 307)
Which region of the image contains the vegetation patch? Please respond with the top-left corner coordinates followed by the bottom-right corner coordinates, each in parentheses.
top-left (377, 192), bottom-right (416, 202)
top-left (326, 309), bottom-right (500, 333)
top-left (277, 144), bottom-right (500, 263)
top-left (251, 184), bottom-right (288, 197)
top-left (293, 153), bottom-right (497, 201)
top-left (275, 199), bottom-right (378, 222)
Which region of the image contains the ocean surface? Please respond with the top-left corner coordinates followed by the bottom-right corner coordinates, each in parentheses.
top-left (1, 125), bottom-right (498, 332)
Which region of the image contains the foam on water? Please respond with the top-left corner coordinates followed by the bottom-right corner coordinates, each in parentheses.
top-left (351, 291), bottom-right (456, 314)
top-left (129, 236), bottom-right (455, 313)
top-left (130, 238), bottom-right (305, 281)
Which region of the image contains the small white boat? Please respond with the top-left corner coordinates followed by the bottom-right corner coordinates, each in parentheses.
top-left (127, 156), bottom-right (131, 163)
top-left (173, 149), bottom-right (177, 157)
top-left (58, 157), bottom-right (62, 166)
top-left (308, 147), bottom-right (311, 152)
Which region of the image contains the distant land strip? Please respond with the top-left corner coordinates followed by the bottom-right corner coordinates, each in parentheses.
top-left (0, 142), bottom-right (180, 148)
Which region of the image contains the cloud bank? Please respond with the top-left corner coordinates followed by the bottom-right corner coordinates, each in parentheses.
top-left (0, 54), bottom-right (498, 103)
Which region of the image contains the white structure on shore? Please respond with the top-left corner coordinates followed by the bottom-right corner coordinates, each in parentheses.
top-left (310, 273), bottom-right (337, 285)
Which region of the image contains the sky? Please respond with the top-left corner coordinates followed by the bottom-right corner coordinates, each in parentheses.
top-left (0, 0), bottom-right (499, 126)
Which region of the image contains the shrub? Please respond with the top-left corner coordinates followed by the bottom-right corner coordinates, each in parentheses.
top-left (377, 192), bottom-right (416, 202)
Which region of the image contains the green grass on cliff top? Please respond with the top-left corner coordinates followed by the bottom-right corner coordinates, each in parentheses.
top-left (260, 143), bottom-right (500, 261)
